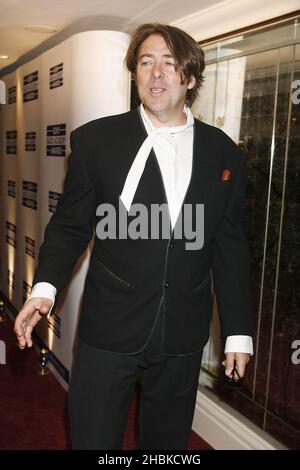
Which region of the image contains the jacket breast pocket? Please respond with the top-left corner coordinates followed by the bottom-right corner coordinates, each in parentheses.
top-left (216, 179), bottom-right (232, 190)
top-left (192, 274), bottom-right (211, 295)
top-left (88, 253), bottom-right (133, 291)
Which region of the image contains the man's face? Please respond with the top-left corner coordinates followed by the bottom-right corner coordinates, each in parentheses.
top-left (135, 34), bottom-right (195, 126)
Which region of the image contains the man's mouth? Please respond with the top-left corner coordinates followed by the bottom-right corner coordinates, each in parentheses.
top-left (149, 87), bottom-right (166, 95)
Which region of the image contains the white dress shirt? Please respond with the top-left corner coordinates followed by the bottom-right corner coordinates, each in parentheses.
top-left (27, 104), bottom-right (253, 355)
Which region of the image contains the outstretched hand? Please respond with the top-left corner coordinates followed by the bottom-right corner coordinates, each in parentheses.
top-left (14, 298), bottom-right (53, 349)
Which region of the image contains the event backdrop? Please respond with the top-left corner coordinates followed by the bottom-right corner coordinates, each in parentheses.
top-left (0, 30), bottom-right (130, 381)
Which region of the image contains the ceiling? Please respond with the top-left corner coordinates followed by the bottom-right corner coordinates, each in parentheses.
top-left (0, 0), bottom-right (225, 73)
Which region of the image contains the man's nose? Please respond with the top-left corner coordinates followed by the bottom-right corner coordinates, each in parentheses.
top-left (151, 64), bottom-right (163, 79)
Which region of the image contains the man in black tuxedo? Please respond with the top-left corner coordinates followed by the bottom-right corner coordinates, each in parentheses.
top-left (14, 23), bottom-right (253, 449)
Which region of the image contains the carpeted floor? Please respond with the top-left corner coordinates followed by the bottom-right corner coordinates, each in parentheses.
top-left (0, 318), bottom-right (212, 450)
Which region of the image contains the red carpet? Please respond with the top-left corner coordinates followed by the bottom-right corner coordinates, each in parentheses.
top-left (0, 318), bottom-right (212, 450)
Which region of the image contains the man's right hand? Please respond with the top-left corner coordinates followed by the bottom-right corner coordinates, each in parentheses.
top-left (14, 298), bottom-right (53, 349)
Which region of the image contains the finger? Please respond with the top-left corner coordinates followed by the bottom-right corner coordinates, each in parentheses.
top-left (14, 314), bottom-right (26, 337)
top-left (21, 316), bottom-right (30, 330)
top-left (23, 310), bottom-right (41, 348)
top-left (225, 352), bottom-right (235, 376)
top-left (14, 302), bottom-right (37, 336)
top-left (235, 354), bottom-right (249, 378)
top-left (24, 324), bottom-right (34, 348)
top-left (17, 334), bottom-right (27, 349)
top-left (14, 309), bottom-right (36, 349)
top-left (14, 322), bottom-right (27, 348)
top-left (236, 363), bottom-right (245, 378)
top-left (16, 322), bottom-right (27, 348)
top-left (29, 310), bottom-right (42, 328)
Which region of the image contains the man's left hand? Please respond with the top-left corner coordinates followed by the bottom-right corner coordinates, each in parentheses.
top-left (222, 352), bottom-right (250, 379)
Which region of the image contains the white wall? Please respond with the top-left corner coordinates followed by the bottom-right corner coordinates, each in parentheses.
top-left (172, 0), bottom-right (299, 42)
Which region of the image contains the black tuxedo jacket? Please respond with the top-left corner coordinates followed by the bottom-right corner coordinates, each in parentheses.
top-left (33, 108), bottom-right (252, 355)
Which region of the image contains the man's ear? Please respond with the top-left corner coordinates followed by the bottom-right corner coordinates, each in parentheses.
top-left (187, 76), bottom-right (196, 89)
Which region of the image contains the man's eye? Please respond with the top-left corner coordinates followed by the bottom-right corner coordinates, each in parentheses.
top-left (165, 62), bottom-right (175, 66)
top-left (141, 61), bottom-right (152, 66)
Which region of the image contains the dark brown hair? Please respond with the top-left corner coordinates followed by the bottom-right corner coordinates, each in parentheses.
top-left (125, 23), bottom-right (205, 107)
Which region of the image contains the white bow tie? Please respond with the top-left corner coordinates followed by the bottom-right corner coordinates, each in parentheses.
top-left (120, 104), bottom-right (194, 212)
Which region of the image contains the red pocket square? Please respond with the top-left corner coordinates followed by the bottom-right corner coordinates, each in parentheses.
top-left (221, 169), bottom-right (232, 181)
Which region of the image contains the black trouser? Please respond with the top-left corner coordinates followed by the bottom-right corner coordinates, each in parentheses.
top-left (68, 307), bottom-right (203, 450)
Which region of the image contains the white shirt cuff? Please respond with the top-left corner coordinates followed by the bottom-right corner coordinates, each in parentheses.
top-left (26, 282), bottom-right (57, 318)
top-left (224, 335), bottom-right (253, 355)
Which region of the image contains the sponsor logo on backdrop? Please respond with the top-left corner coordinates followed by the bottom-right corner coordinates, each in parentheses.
top-left (25, 132), bottom-right (36, 151)
top-left (46, 124), bottom-right (66, 157)
top-left (7, 269), bottom-right (15, 290)
top-left (50, 62), bottom-right (63, 89)
top-left (48, 313), bottom-right (61, 339)
top-left (23, 180), bottom-right (37, 210)
top-left (6, 221), bottom-right (17, 248)
top-left (25, 236), bottom-right (35, 259)
top-left (7, 180), bottom-right (16, 198)
top-left (8, 85), bottom-right (16, 104)
top-left (23, 71), bottom-right (38, 102)
top-left (49, 191), bottom-right (61, 213)
top-left (6, 130), bottom-right (17, 154)
top-left (22, 280), bottom-right (32, 305)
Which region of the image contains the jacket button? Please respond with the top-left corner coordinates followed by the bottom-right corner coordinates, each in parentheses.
top-left (169, 243), bottom-right (174, 249)
top-left (163, 281), bottom-right (169, 288)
